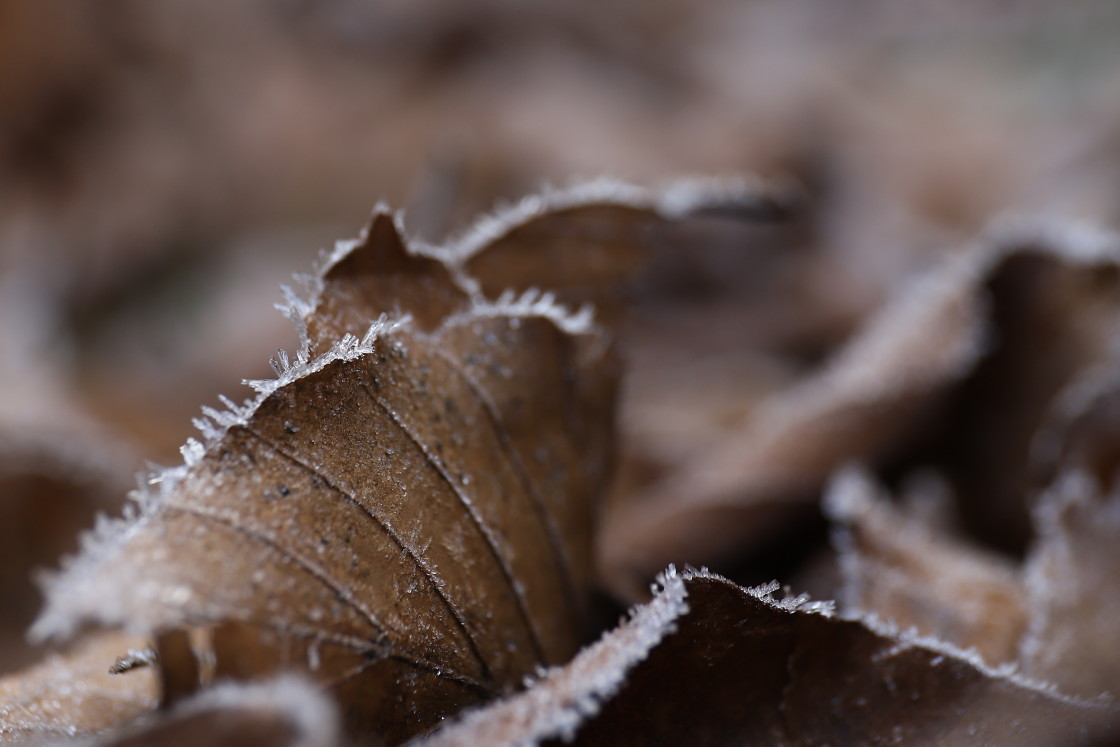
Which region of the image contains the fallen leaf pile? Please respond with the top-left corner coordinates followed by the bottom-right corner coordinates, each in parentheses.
top-left (1, 173), bottom-right (1119, 746)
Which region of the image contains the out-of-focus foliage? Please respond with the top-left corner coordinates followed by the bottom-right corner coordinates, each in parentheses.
top-left (4, 1), bottom-right (1120, 744)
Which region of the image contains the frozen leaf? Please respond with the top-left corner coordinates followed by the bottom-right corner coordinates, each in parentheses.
top-left (905, 218), bottom-right (1120, 552)
top-left (419, 569), bottom-right (1113, 746)
top-left (0, 631), bottom-right (156, 741)
top-left (33, 318), bottom-right (609, 741)
top-left (300, 210), bottom-right (469, 344)
top-left (297, 177), bottom-right (799, 353)
top-left (825, 468), bottom-right (1028, 666)
top-left (599, 243), bottom-right (989, 599)
top-left (1019, 473), bottom-right (1120, 699)
top-left (599, 216), bottom-right (1120, 600)
top-left (24, 181), bottom-right (775, 742)
top-left (445, 176), bottom-right (799, 323)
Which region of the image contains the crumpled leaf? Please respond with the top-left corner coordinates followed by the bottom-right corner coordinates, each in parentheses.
top-left (297, 176), bottom-right (798, 349)
top-left (0, 631), bottom-right (156, 742)
top-left (825, 463), bottom-right (1120, 703)
top-left (825, 468), bottom-right (1029, 666)
top-left (418, 569), bottom-right (1114, 746)
top-left (12, 179), bottom-right (774, 743)
top-left (599, 240), bottom-right (988, 599)
top-left (599, 216), bottom-right (1120, 600)
top-left (905, 219), bottom-right (1120, 553)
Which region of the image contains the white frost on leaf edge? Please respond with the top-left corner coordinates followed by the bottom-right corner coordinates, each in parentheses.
top-left (448, 289), bottom-right (597, 337)
top-left (426, 174), bottom-right (797, 267)
top-left (30, 314), bottom-right (410, 642)
top-left (416, 566), bottom-right (839, 747)
top-left (984, 213), bottom-right (1120, 267)
top-left (855, 610), bottom-right (1113, 710)
top-left (415, 565), bottom-right (689, 747)
top-left (276, 175), bottom-right (791, 357)
top-left (748, 212), bottom-right (1120, 442)
top-left (35, 174), bottom-right (715, 642)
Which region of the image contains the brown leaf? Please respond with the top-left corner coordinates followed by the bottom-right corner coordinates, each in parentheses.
top-left (598, 243), bottom-right (988, 599)
top-left (296, 177), bottom-right (798, 352)
top-left (598, 217), bottom-right (1120, 600)
top-left (420, 569), bottom-right (1114, 746)
top-left (818, 465), bottom-right (1120, 702)
top-left (904, 219), bottom-right (1120, 553)
top-left (825, 468), bottom-right (1029, 666)
top-left (0, 631), bottom-right (156, 741)
top-left (21, 181), bottom-right (772, 743)
top-left (30, 309), bottom-right (608, 743)
top-left (448, 177), bottom-right (800, 324)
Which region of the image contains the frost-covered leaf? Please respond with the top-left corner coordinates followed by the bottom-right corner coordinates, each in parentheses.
top-left (33, 290), bottom-right (610, 742)
top-left (598, 217), bottom-right (1120, 600)
top-left (906, 219), bottom-right (1120, 552)
top-left (0, 631), bottom-right (156, 741)
top-left (448, 176), bottom-right (798, 323)
top-left (297, 177), bottom-right (797, 352)
top-left (21, 180), bottom-right (775, 743)
top-left (598, 242), bottom-right (988, 599)
top-left (825, 468), bottom-right (1028, 666)
top-left (419, 569), bottom-right (1114, 746)
top-left (820, 465), bottom-right (1120, 703)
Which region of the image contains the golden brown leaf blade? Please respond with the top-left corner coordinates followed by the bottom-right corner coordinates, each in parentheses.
top-left (33, 299), bottom-right (614, 741)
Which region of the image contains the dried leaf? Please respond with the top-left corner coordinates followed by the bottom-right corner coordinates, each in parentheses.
top-left (905, 219), bottom-right (1120, 552)
top-left (0, 631), bottom-right (156, 742)
top-left (599, 217), bottom-right (1120, 600)
top-left (18, 181), bottom-right (769, 743)
top-left (825, 468), bottom-right (1029, 666)
top-left (420, 569), bottom-right (1114, 746)
top-left (447, 177), bottom-right (799, 323)
top-left (31, 315), bottom-right (606, 741)
top-left (818, 465), bottom-right (1120, 702)
top-left (599, 243), bottom-right (988, 599)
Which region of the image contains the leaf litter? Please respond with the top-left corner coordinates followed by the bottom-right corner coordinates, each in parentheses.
top-left (0, 178), bottom-right (1119, 745)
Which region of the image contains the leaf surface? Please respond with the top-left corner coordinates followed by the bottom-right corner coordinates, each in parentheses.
top-left (420, 569), bottom-right (1114, 746)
